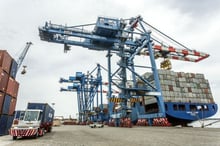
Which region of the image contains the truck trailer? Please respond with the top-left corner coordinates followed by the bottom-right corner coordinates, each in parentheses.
top-left (9, 103), bottom-right (54, 140)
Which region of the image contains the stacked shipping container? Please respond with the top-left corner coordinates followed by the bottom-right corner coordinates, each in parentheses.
top-left (0, 50), bottom-right (19, 136)
top-left (142, 69), bottom-right (214, 104)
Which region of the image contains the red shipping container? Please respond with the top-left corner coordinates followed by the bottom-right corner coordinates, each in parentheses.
top-left (0, 92), bottom-right (5, 114)
top-left (9, 97), bottom-right (17, 115)
top-left (6, 77), bottom-right (19, 98)
top-left (0, 50), bottom-right (12, 74)
top-left (0, 68), bottom-right (9, 92)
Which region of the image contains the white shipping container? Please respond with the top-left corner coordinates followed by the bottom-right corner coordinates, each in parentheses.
top-left (170, 91), bottom-right (175, 96)
top-left (180, 78), bottom-right (186, 82)
top-left (200, 83), bottom-right (208, 88)
top-left (195, 73), bottom-right (205, 79)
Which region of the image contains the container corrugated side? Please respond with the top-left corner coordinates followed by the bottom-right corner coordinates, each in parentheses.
top-left (6, 115), bottom-right (14, 134)
top-left (2, 94), bottom-right (11, 115)
top-left (44, 103), bottom-right (55, 123)
top-left (9, 59), bottom-right (18, 79)
top-left (27, 103), bottom-right (55, 123)
top-left (0, 68), bottom-right (9, 92)
top-left (0, 92), bottom-right (5, 114)
top-left (0, 50), bottom-right (12, 74)
top-left (8, 97), bottom-right (17, 115)
top-left (0, 114), bottom-right (8, 135)
top-left (6, 77), bottom-right (19, 98)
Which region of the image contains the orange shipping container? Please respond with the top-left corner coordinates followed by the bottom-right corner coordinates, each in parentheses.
top-left (9, 97), bottom-right (17, 115)
top-left (0, 50), bottom-right (12, 74)
top-left (6, 77), bottom-right (19, 98)
top-left (0, 92), bottom-right (5, 114)
top-left (0, 68), bottom-right (9, 92)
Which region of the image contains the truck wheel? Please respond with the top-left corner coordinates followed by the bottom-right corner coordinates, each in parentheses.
top-left (42, 128), bottom-right (45, 136)
top-left (13, 136), bottom-right (17, 140)
top-left (39, 128), bottom-right (45, 137)
top-left (35, 131), bottom-right (39, 138)
top-left (48, 127), bottom-right (52, 133)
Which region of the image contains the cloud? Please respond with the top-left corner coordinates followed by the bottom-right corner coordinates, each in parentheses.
top-left (167, 0), bottom-right (220, 18)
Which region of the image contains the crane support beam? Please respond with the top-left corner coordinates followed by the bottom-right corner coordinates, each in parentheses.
top-left (59, 64), bottom-right (104, 122)
top-left (17, 42), bottom-right (32, 71)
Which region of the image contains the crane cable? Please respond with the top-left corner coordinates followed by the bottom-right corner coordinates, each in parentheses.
top-left (142, 20), bottom-right (192, 51)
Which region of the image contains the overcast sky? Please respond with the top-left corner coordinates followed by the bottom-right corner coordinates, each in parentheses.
top-left (0, 0), bottom-right (220, 118)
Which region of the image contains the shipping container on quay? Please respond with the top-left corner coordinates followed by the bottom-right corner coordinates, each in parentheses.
top-left (27, 103), bottom-right (55, 124)
top-left (0, 68), bottom-right (9, 92)
top-left (0, 114), bottom-right (8, 135)
top-left (6, 77), bottom-right (19, 98)
top-left (9, 60), bottom-right (18, 79)
top-left (0, 50), bottom-right (19, 136)
top-left (0, 92), bottom-right (4, 114)
top-left (0, 50), bottom-right (12, 74)
top-left (0, 114), bottom-right (14, 135)
top-left (2, 94), bottom-right (11, 115)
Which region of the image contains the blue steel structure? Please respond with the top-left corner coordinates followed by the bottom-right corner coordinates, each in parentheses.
top-left (39, 15), bottom-right (210, 126)
top-left (16, 42), bottom-right (32, 71)
top-left (59, 64), bottom-right (104, 122)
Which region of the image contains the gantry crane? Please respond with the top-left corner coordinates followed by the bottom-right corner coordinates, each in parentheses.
top-left (60, 64), bottom-right (104, 123)
top-left (16, 42), bottom-right (32, 75)
top-left (39, 15), bottom-right (209, 126)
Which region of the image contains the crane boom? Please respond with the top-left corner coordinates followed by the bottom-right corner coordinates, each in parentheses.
top-left (38, 18), bottom-right (209, 63)
top-left (16, 42), bottom-right (32, 71)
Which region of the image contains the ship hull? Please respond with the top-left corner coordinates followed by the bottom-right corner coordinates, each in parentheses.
top-left (165, 102), bottom-right (218, 126)
top-left (131, 102), bottom-right (218, 126)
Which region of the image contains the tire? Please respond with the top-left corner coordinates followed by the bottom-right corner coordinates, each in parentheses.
top-left (47, 127), bottom-right (52, 133)
top-left (12, 136), bottom-right (17, 140)
top-left (35, 130), bottom-right (39, 138)
top-left (41, 128), bottom-right (45, 136)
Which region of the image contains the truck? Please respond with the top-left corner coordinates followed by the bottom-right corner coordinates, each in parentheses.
top-left (9, 103), bottom-right (54, 140)
top-left (89, 122), bottom-right (104, 128)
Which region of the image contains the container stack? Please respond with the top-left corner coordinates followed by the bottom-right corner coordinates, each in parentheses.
top-left (0, 50), bottom-right (19, 136)
top-left (143, 69), bottom-right (214, 104)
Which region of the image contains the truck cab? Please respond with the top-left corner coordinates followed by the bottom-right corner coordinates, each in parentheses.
top-left (9, 103), bottom-right (54, 140)
top-left (15, 109), bottom-right (43, 129)
top-left (10, 109), bottom-right (44, 140)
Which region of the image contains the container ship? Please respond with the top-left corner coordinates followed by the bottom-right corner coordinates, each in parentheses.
top-left (134, 69), bottom-right (218, 126)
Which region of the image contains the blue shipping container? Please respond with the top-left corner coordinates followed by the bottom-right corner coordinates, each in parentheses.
top-left (2, 94), bottom-right (11, 115)
top-left (0, 114), bottom-right (8, 135)
top-left (9, 60), bottom-right (18, 79)
top-left (6, 115), bottom-right (14, 134)
top-left (27, 103), bottom-right (55, 123)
